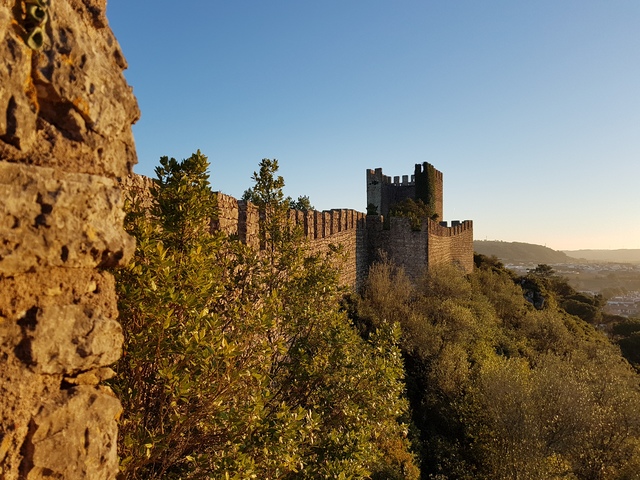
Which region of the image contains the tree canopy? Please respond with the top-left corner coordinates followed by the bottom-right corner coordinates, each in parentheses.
top-left (354, 255), bottom-right (640, 479)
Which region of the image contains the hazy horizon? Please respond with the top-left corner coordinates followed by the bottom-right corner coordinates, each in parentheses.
top-left (476, 239), bottom-right (640, 254)
top-left (107, 1), bottom-right (640, 251)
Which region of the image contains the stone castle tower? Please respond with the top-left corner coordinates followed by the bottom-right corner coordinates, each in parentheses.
top-left (366, 162), bottom-right (444, 219)
top-left (366, 163), bottom-right (473, 280)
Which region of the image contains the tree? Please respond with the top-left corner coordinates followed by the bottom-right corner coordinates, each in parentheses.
top-left (528, 263), bottom-right (555, 278)
top-left (242, 158), bottom-right (295, 256)
top-left (389, 198), bottom-right (437, 230)
top-left (289, 194), bottom-right (314, 211)
top-left (113, 152), bottom-right (285, 478)
top-left (242, 158), bottom-right (285, 206)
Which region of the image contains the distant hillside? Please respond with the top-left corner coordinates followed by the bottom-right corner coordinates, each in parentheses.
top-left (474, 241), bottom-right (575, 264)
top-left (563, 249), bottom-right (640, 264)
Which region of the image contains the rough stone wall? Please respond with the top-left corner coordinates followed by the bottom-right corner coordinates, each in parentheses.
top-left (303, 209), bottom-right (367, 288)
top-left (368, 217), bottom-right (474, 282)
top-left (367, 216), bottom-right (428, 283)
top-left (366, 168), bottom-right (415, 218)
top-left (427, 220), bottom-right (474, 273)
top-left (0, 1), bottom-right (138, 478)
top-left (212, 193), bottom-right (368, 287)
top-left (121, 172), bottom-right (154, 211)
top-left (214, 199), bottom-right (368, 288)
top-left (238, 200), bottom-right (259, 249)
top-left (212, 192), bottom-right (239, 237)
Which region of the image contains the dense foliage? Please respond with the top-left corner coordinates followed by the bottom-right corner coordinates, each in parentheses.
top-left (354, 254), bottom-right (640, 479)
top-left (611, 317), bottom-right (640, 369)
top-left (112, 153), bottom-right (417, 479)
top-left (389, 198), bottom-right (437, 231)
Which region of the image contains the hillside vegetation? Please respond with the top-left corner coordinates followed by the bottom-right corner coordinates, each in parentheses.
top-left (113, 152), bottom-right (640, 479)
top-left (354, 255), bottom-right (640, 479)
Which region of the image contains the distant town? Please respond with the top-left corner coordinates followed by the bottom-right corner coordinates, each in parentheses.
top-left (474, 241), bottom-right (640, 319)
top-left (505, 261), bottom-right (640, 318)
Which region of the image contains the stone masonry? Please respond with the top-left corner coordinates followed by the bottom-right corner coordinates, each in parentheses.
top-left (212, 192), bottom-right (368, 287)
top-left (0, 0), bottom-right (138, 478)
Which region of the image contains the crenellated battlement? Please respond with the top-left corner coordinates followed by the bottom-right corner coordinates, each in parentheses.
top-left (414, 162), bottom-right (443, 180)
top-left (207, 192), bottom-right (368, 286)
top-left (367, 169), bottom-right (416, 187)
top-left (367, 162), bottom-right (444, 219)
top-left (213, 192), bottom-right (366, 245)
top-left (434, 220), bottom-right (474, 236)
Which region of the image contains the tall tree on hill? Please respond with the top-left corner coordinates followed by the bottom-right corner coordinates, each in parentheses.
top-left (242, 158), bottom-right (291, 255)
top-left (113, 151), bottom-right (285, 478)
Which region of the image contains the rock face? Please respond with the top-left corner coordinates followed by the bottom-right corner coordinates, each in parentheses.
top-left (0, 0), bottom-right (138, 478)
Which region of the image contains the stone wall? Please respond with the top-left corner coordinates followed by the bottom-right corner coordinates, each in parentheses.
top-left (0, 1), bottom-right (138, 478)
top-left (368, 216), bottom-right (474, 283)
top-left (427, 220), bottom-right (474, 273)
top-left (303, 209), bottom-right (368, 288)
top-left (212, 192), bottom-right (368, 287)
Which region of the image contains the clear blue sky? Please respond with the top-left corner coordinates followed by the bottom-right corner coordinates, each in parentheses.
top-left (106, 1), bottom-right (639, 251)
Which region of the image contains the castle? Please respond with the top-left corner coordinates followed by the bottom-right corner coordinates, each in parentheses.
top-left (365, 163), bottom-right (474, 283)
top-left (208, 162), bottom-right (474, 288)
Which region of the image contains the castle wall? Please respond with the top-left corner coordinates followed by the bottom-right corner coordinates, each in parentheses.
top-left (211, 196), bottom-right (368, 288)
top-left (366, 216), bottom-right (429, 282)
top-left (367, 217), bottom-right (474, 282)
top-left (212, 192), bottom-right (240, 237)
top-left (302, 209), bottom-right (368, 288)
top-left (427, 220), bottom-right (474, 273)
top-left (0, 1), bottom-right (138, 477)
